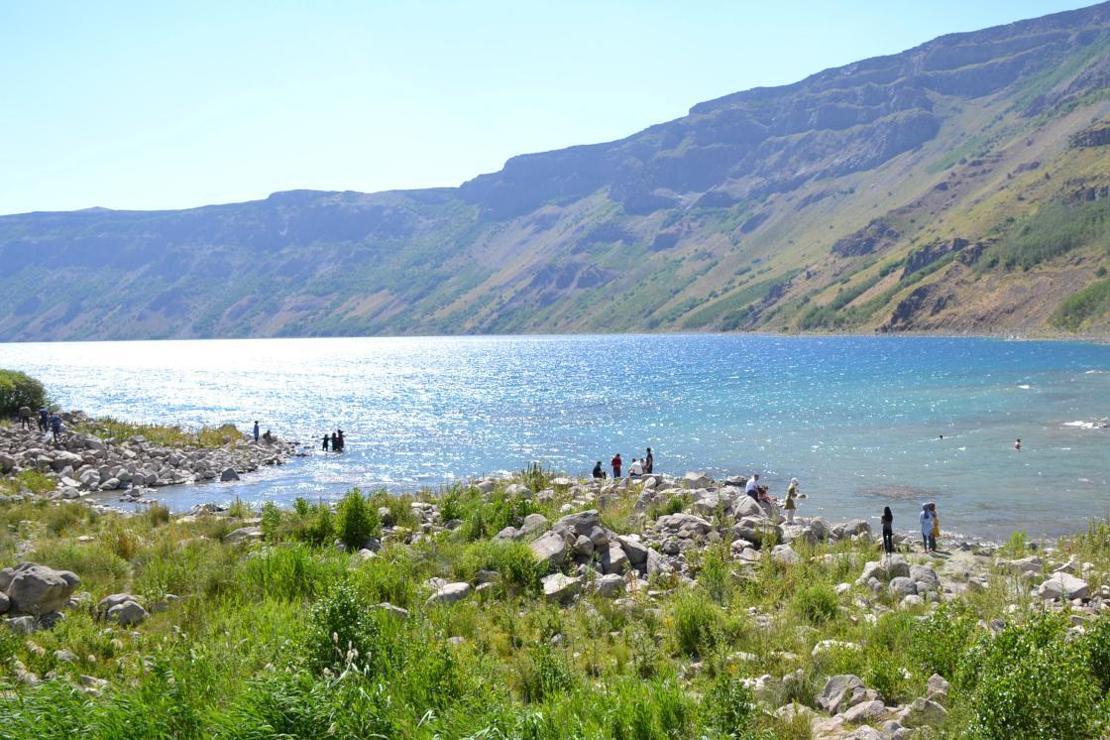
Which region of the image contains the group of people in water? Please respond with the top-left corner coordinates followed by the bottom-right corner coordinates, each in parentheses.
top-left (17, 406), bottom-right (65, 443)
top-left (592, 448), bottom-right (654, 479)
top-left (321, 429), bottom-right (346, 452)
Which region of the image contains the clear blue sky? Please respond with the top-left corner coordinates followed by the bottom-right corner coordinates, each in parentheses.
top-left (0, 0), bottom-right (1095, 215)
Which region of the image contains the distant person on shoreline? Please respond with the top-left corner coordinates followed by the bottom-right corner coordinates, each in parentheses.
top-left (331, 432), bottom-right (339, 452)
top-left (17, 406), bottom-right (32, 429)
top-left (49, 413), bottom-right (63, 444)
top-left (592, 461), bottom-right (606, 479)
top-left (1014, 438), bottom-right (1022, 452)
top-left (37, 408), bottom-right (48, 432)
top-left (628, 458), bottom-right (644, 479)
top-left (930, 502), bottom-right (941, 552)
top-left (322, 434), bottom-right (330, 452)
top-left (336, 429), bottom-right (345, 452)
top-left (881, 506), bottom-right (894, 555)
top-left (920, 503), bottom-right (936, 552)
top-left (784, 478), bottom-right (798, 523)
top-left (644, 448), bottom-right (653, 474)
top-left (611, 453), bottom-right (622, 478)
top-left (253, 421), bottom-right (260, 443)
top-left (745, 473), bottom-right (760, 501)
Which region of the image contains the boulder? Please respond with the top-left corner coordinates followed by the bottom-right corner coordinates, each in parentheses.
top-left (909, 565), bottom-right (940, 592)
top-left (731, 495), bottom-right (765, 519)
top-left (617, 535), bottom-right (649, 566)
top-left (599, 542), bottom-right (629, 574)
top-left (520, 513), bottom-right (549, 536)
top-left (926, 673), bottom-right (949, 702)
top-left (840, 699), bottom-right (887, 724)
top-left (225, 527), bottom-right (263, 544)
top-left (818, 674), bottom-right (875, 715)
top-left (888, 577), bottom-right (918, 597)
top-left (220, 468), bottom-right (240, 482)
top-left (1002, 556), bottom-right (1043, 576)
top-left (655, 513), bottom-right (712, 536)
top-left (897, 697), bottom-right (948, 728)
top-left (542, 573), bottom-right (582, 604)
top-left (808, 517), bottom-right (831, 541)
top-left (107, 600), bottom-right (148, 626)
top-left (426, 582), bottom-right (471, 606)
top-left (594, 573), bottom-right (625, 597)
top-left (0, 593), bottom-right (8, 614)
top-left (373, 602), bottom-right (410, 619)
top-left (530, 531), bottom-right (568, 569)
top-left (504, 483), bottom-right (531, 497)
top-left (4, 563), bottom-right (80, 616)
top-left (682, 472), bottom-right (712, 489)
top-left (572, 535), bottom-right (594, 558)
top-left (1038, 573), bottom-right (1088, 601)
top-left (771, 544), bottom-right (799, 566)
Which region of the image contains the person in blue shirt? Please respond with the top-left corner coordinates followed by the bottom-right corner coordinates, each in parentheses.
top-left (919, 503), bottom-right (936, 552)
top-left (253, 420), bottom-right (260, 442)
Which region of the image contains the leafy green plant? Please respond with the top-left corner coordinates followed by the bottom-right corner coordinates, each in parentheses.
top-left (701, 673), bottom-right (757, 735)
top-left (0, 369), bottom-right (46, 417)
top-left (791, 583), bottom-right (839, 625)
top-left (335, 488), bottom-right (379, 550)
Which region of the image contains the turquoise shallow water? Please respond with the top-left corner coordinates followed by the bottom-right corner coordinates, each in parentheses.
top-left (2, 335), bottom-right (1107, 538)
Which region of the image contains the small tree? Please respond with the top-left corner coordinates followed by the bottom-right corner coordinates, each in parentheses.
top-left (0, 370), bottom-right (46, 417)
top-left (336, 488), bottom-right (379, 550)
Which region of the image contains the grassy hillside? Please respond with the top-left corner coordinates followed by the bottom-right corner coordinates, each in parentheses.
top-left (0, 4), bottom-right (1108, 340)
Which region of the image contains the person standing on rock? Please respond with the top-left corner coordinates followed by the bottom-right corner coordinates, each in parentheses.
top-left (322, 434), bottom-right (330, 452)
top-left (38, 408), bottom-right (49, 432)
top-left (881, 506), bottom-right (894, 555)
top-left (592, 461), bottom-right (605, 479)
top-left (336, 429), bottom-right (345, 452)
top-left (611, 453), bottom-right (622, 478)
top-left (919, 503), bottom-right (936, 552)
top-left (784, 478), bottom-right (799, 523)
top-left (253, 421), bottom-right (260, 443)
top-left (331, 432), bottom-right (339, 452)
top-left (644, 448), bottom-right (653, 474)
top-left (49, 413), bottom-right (63, 444)
top-left (17, 406), bottom-right (32, 429)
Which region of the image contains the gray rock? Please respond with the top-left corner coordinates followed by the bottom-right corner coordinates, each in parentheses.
top-left (520, 513), bottom-right (549, 536)
top-left (840, 699), bottom-right (887, 724)
top-left (909, 565), bottom-right (940, 591)
top-left (220, 467), bottom-right (240, 482)
top-left (4, 563), bottom-right (81, 616)
top-left (426, 582), bottom-right (472, 606)
top-left (682, 472), bottom-right (712, 489)
top-left (926, 673), bottom-right (950, 701)
top-left (542, 573), bottom-right (582, 604)
top-left (599, 542), bottom-right (629, 574)
top-left (771, 544), bottom-right (799, 566)
top-left (817, 674), bottom-right (877, 715)
top-left (594, 573), bottom-right (625, 597)
top-left (897, 697), bottom-right (947, 728)
top-left (107, 600), bottom-right (148, 626)
top-left (0, 592), bottom-right (9, 614)
top-left (889, 577), bottom-right (918, 597)
top-left (373, 602), bottom-right (410, 619)
top-left (617, 535), bottom-right (649, 566)
top-left (7, 616), bottom-right (37, 634)
top-left (1037, 573), bottom-right (1088, 601)
top-left (572, 534), bottom-right (594, 558)
top-left (530, 531), bottom-right (569, 570)
top-left (225, 527), bottom-right (263, 544)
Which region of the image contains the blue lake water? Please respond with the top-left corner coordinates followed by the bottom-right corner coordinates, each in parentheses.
top-left (2, 335), bottom-right (1108, 539)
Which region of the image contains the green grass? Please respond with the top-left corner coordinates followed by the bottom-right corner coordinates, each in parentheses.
top-left (75, 416), bottom-right (244, 448)
top-left (0, 479), bottom-right (1106, 739)
top-left (985, 198), bottom-right (1110, 272)
top-left (1052, 278), bottom-right (1110, 331)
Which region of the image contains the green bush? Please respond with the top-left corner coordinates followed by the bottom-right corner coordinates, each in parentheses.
top-left (701, 673), bottom-right (757, 735)
top-left (792, 583), bottom-right (839, 625)
top-left (671, 589), bottom-right (724, 657)
top-left (990, 198), bottom-right (1109, 272)
top-left (260, 501), bottom-right (282, 542)
top-left (306, 581), bottom-right (386, 674)
top-left (0, 369), bottom-right (46, 418)
top-left (958, 611), bottom-right (1100, 739)
top-left (241, 543), bottom-right (345, 602)
top-left (1081, 614), bottom-right (1110, 693)
top-left (912, 600), bottom-right (978, 679)
top-left (456, 540), bottom-right (541, 593)
top-left (1052, 279), bottom-right (1110, 331)
top-left (335, 488), bottom-right (379, 550)
top-left (300, 501), bottom-right (335, 547)
top-left (513, 644), bottom-right (578, 703)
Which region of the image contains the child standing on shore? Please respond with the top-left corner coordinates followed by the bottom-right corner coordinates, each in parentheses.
top-left (930, 503), bottom-right (940, 552)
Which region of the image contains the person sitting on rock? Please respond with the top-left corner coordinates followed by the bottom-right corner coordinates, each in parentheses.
top-left (611, 453), bottom-right (622, 478)
top-left (592, 461), bottom-right (605, 479)
top-left (628, 458), bottom-right (644, 478)
top-left (322, 434), bottom-right (330, 452)
top-left (262, 429), bottom-right (274, 443)
top-left (745, 473), bottom-right (760, 500)
top-left (17, 406), bottom-right (32, 429)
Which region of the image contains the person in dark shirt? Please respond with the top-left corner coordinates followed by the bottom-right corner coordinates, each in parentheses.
top-left (592, 461), bottom-right (605, 479)
top-left (336, 430), bottom-right (345, 451)
top-left (331, 432), bottom-right (339, 452)
top-left (881, 506), bottom-right (894, 555)
top-left (322, 434), bottom-right (330, 451)
top-left (253, 421), bottom-right (260, 442)
top-left (644, 448), bottom-right (654, 474)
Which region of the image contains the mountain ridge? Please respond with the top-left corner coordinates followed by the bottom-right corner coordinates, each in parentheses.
top-left (1, 2), bottom-right (1108, 341)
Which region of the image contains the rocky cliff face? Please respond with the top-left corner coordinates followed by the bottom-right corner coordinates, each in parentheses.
top-left (1, 3), bottom-right (1108, 341)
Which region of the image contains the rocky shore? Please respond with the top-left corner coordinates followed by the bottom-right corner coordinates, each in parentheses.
top-left (0, 411), bottom-right (297, 505)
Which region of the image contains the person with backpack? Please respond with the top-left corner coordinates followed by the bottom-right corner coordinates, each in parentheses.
top-left (17, 406), bottom-right (32, 429)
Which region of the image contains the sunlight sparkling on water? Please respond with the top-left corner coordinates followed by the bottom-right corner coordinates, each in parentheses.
top-left (2, 335), bottom-right (1108, 538)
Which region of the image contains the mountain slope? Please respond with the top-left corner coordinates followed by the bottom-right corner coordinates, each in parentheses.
top-left (1, 3), bottom-right (1108, 341)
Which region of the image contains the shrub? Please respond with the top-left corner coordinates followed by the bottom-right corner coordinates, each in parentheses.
top-left (792, 583), bottom-right (839, 625)
top-left (260, 501), bottom-right (282, 542)
top-left (0, 369), bottom-right (46, 417)
top-left (144, 503), bottom-right (171, 527)
top-left (305, 581), bottom-right (383, 674)
top-left (1052, 279), bottom-right (1110, 331)
top-left (242, 543), bottom-right (345, 602)
top-left (701, 673), bottom-right (756, 735)
top-left (336, 489), bottom-right (379, 550)
top-left (456, 540), bottom-right (541, 593)
top-left (671, 589), bottom-right (724, 657)
top-left (647, 494), bottom-right (686, 520)
top-left (513, 644), bottom-right (578, 703)
top-left (912, 600), bottom-right (978, 679)
top-left (697, 543), bottom-right (733, 605)
top-left (1081, 614), bottom-right (1110, 693)
top-left (999, 529), bottom-right (1028, 558)
top-left (301, 501), bottom-right (335, 547)
top-left (958, 611), bottom-right (1100, 739)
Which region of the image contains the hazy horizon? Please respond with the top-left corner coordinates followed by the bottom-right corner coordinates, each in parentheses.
top-left (0, 0), bottom-right (1096, 216)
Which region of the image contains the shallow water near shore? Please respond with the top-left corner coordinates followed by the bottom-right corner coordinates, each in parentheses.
top-left (2, 334), bottom-right (1108, 538)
